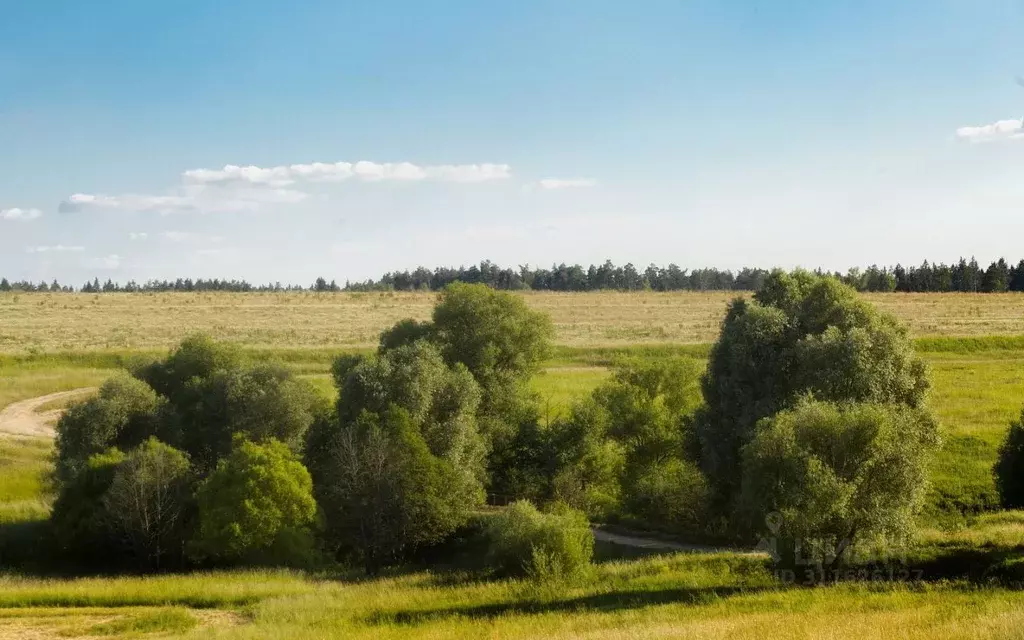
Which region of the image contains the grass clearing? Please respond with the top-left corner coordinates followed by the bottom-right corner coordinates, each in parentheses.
top-left (8, 291), bottom-right (1024, 354)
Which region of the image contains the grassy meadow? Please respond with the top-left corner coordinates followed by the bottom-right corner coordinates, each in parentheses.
top-left (7, 290), bottom-right (1024, 353)
top-left (3, 291), bottom-right (1024, 637)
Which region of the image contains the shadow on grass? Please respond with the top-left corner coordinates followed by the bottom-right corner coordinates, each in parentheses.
top-left (365, 584), bottom-right (769, 625)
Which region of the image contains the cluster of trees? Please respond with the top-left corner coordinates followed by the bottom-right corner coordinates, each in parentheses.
top-left (528, 271), bottom-right (939, 568)
top-left (342, 257), bottom-right (1024, 294)
top-left (5, 256), bottom-right (1024, 295)
top-left (343, 261), bottom-right (766, 292)
top-left (51, 283), bottom-right (570, 574)
top-left (52, 274), bottom-right (947, 575)
top-left (0, 277), bottom-right (307, 293)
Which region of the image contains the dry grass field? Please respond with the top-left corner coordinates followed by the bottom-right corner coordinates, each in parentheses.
top-left (5, 291), bottom-right (1024, 353)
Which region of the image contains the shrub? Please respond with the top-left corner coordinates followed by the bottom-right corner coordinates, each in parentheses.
top-left (486, 501), bottom-right (594, 582)
top-left (192, 438), bottom-right (318, 565)
top-left (697, 271), bottom-right (930, 506)
top-left (624, 457), bottom-right (709, 534)
top-left (740, 400), bottom-right (939, 568)
top-left (995, 410), bottom-right (1024, 509)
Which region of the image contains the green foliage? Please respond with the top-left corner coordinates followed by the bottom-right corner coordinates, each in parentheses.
top-left (193, 438), bottom-right (318, 565)
top-left (625, 457), bottom-right (710, 535)
top-left (312, 407), bottom-right (477, 574)
top-left (740, 400), bottom-right (940, 567)
top-left (994, 410), bottom-right (1024, 509)
top-left (378, 318), bottom-right (433, 351)
top-left (697, 270), bottom-right (930, 505)
top-left (431, 283), bottom-right (554, 398)
top-left (51, 448), bottom-right (127, 559)
top-left (169, 362), bottom-right (323, 473)
top-left (548, 357), bottom-right (706, 530)
top-left (547, 400), bottom-right (624, 520)
top-left (593, 357), bottom-right (702, 468)
top-left (134, 333), bottom-right (241, 402)
top-left (50, 334), bottom-right (324, 570)
top-left (102, 438), bottom-right (193, 570)
top-left (333, 341), bottom-right (485, 481)
top-left (54, 374), bottom-right (163, 482)
top-left (486, 500), bottom-right (594, 581)
top-left (376, 283), bottom-right (555, 502)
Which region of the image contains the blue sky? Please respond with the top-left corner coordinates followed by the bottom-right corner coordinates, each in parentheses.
top-left (2, 0), bottom-right (1023, 285)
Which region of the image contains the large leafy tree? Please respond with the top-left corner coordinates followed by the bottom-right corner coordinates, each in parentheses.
top-left (740, 400), bottom-right (939, 567)
top-left (696, 271), bottom-right (930, 506)
top-left (55, 374), bottom-right (164, 482)
top-left (307, 343), bottom-right (487, 572)
top-left (192, 438), bottom-right (318, 565)
top-left (377, 283), bottom-right (554, 499)
top-left (311, 407), bottom-right (473, 574)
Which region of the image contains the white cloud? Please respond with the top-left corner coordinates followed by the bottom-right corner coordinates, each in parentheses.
top-left (956, 118), bottom-right (1024, 143)
top-left (89, 254), bottom-right (122, 270)
top-left (26, 245), bottom-right (84, 253)
top-left (129, 232), bottom-right (148, 240)
top-left (160, 230), bottom-right (224, 243)
top-left (538, 178), bottom-right (598, 189)
top-left (60, 159), bottom-right (511, 216)
top-left (60, 186), bottom-right (307, 215)
top-left (183, 161), bottom-right (512, 186)
top-left (1, 207), bottom-right (43, 220)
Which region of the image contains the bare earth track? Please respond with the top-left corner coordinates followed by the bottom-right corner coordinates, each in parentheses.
top-left (0, 388), bottom-right (95, 438)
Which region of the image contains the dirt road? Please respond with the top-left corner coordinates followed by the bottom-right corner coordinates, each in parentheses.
top-left (591, 527), bottom-right (734, 553)
top-left (0, 389), bottom-right (95, 438)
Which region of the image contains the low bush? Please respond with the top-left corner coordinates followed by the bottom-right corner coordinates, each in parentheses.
top-left (995, 410), bottom-right (1024, 509)
top-left (486, 500), bottom-right (593, 582)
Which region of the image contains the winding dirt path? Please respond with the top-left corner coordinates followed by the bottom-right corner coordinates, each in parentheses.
top-left (591, 527), bottom-right (732, 553)
top-left (0, 388), bottom-right (96, 438)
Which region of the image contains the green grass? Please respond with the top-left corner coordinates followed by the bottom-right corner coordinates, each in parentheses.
top-left (0, 571), bottom-right (318, 609)
top-left (1, 551), bottom-right (1021, 639)
top-left (77, 607), bottom-right (199, 636)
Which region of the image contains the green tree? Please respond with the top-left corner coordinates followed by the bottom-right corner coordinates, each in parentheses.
top-left (50, 448), bottom-right (127, 560)
top-left (696, 271), bottom-right (929, 507)
top-left (192, 438), bottom-right (318, 565)
top-left (312, 407), bottom-right (473, 574)
top-left (169, 363), bottom-right (322, 473)
top-left (740, 400), bottom-right (939, 567)
top-left (55, 374), bottom-right (164, 482)
top-left (377, 284), bottom-right (555, 501)
top-left (565, 357), bottom-right (707, 530)
top-left (102, 438), bottom-right (193, 570)
top-left (134, 334), bottom-right (240, 403)
top-left (332, 341), bottom-right (485, 485)
top-left (995, 409), bottom-right (1024, 509)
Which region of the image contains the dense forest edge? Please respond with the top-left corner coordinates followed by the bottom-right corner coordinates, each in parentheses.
top-left (2, 256), bottom-right (1023, 293)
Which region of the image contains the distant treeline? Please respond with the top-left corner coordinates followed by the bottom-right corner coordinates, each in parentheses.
top-left (340, 257), bottom-right (1024, 293)
top-left (3, 257), bottom-right (1024, 294)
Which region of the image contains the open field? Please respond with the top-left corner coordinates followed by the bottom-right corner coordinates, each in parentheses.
top-left (0, 551), bottom-right (1023, 639)
top-left (4, 293), bottom-right (1024, 637)
top-left (8, 291), bottom-right (1024, 353)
